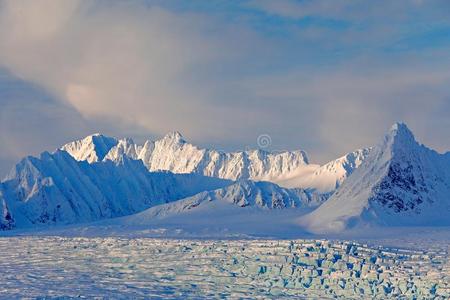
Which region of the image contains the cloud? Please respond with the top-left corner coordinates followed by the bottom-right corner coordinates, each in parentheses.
top-left (240, 61), bottom-right (450, 161)
top-left (0, 0), bottom-right (258, 139)
top-left (0, 68), bottom-right (156, 177)
top-left (0, 0), bottom-right (449, 174)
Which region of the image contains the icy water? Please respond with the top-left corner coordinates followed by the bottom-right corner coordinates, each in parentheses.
top-left (0, 237), bottom-right (448, 299)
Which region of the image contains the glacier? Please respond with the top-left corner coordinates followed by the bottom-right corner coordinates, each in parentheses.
top-left (0, 236), bottom-right (448, 299)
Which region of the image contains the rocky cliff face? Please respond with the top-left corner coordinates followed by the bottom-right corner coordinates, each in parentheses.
top-left (0, 187), bottom-right (14, 230)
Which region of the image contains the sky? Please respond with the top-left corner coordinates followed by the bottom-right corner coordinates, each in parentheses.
top-left (1, 0), bottom-right (450, 176)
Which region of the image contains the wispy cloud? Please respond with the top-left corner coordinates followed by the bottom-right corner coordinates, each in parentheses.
top-left (247, 0), bottom-right (450, 21)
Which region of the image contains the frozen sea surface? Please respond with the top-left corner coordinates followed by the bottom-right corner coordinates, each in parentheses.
top-left (0, 237), bottom-right (448, 299)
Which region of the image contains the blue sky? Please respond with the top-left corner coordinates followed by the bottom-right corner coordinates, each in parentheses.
top-left (1, 0), bottom-right (450, 176)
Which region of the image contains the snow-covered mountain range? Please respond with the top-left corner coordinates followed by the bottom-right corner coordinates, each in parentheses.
top-left (61, 131), bottom-right (369, 194)
top-left (0, 130), bottom-right (365, 230)
top-left (1, 122), bottom-right (449, 233)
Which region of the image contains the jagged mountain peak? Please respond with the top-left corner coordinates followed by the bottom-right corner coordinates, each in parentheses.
top-left (385, 122), bottom-right (418, 150)
top-left (89, 132), bottom-right (102, 137)
top-left (161, 131), bottom-right (185, 143)
top-left (82, 133), bottom-right (116, 145)
top-left (119, 137), bottom-right (135, 144)
top-left (60, 133), bottom-right (117, 163)
top-left (61, 131), bottom-right (317, 186)
top-left (389, 121), bottom-right (409, 132)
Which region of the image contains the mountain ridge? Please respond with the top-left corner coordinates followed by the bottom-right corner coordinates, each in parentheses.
top-left (0, 150), bottom-right (231, 229)
top-left (60, 132), bottom-right (370, 193)
top-left (116, 180), bottom-right (328, 224)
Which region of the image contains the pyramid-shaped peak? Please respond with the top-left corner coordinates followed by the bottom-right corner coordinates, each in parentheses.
top-left (162, 131), bottom-right (185, 143)
top-left (388, 122), bottom-right (414, 136)
top-left (83, 133), bottom-right (112, 142)
top-left (385, 122), bottom-right (417, 146)
top-left (80, 133), bottom-right (100, 141)
top-left (61, 133), bottom-right (118, 163)
top-left (389, 122), bottom-right (413, 135)
top-left (300, 122), bottom-right (450, 234)
top-left (84, 133), bottom-right (117, 144)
